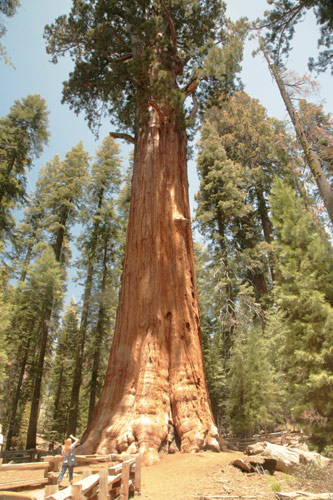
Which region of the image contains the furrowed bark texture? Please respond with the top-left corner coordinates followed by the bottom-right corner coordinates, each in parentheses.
top-left (79, 109), bottom-right (219, 464)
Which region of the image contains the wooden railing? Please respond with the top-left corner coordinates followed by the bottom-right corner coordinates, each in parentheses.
top-left (0, 454), bottom-right (141, 500)
top-left (0, 449), bottom-right (54, 464)
top-left (44, 456), bottom-right (141, 500)
top-left (224, 430), bottom-right (288, 451)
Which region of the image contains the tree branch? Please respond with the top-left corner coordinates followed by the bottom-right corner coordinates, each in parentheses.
top-left (103, 53), bottom-right (133, 64)
top-left (159, 0), bottom-right (183, 74)
top-left (187, 92), bottom-right (198, 122)
top-left (159, 0), bottom-right (178, 58)
top-left (109, 132), bottom-right (135, 144)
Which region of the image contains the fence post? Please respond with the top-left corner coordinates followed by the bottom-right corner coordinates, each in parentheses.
top-left (71, 483), bottom-right (83, 500)
top-left (98, 468), bottom-right (109, 500)
top-left (134, 455), bottom-right (141, 496)
top-left (120, 461), bottom-right (130, 500)
top-left (53, 456), bottom-right (62, 473)
top-left (44, 484), bottom-right (58, 498)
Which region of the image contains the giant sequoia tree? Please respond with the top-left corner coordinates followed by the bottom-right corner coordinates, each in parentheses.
top-left (45, 0), bottom-right (245, 463)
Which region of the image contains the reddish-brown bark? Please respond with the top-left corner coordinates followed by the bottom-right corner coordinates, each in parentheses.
top-left (78, 108), bottom-right (219, 464)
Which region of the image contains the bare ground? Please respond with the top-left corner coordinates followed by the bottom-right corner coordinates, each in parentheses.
top-left (0, 450), bottom-right (300, 499)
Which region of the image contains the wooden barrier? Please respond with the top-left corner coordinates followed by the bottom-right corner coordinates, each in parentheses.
top-left (225, 431), bottom-right (288, 451)
top-left (0, 449), bottom-right (54, 464)
top-left (44, 456), bottom-right (141, 500)
top-left (0, 458), bottom-right (53, 491)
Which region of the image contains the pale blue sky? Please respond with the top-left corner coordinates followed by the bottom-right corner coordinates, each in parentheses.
top-left (1, 0), bottom-right (332, 301)
top-left (1, 0), bottom-right (332, 200)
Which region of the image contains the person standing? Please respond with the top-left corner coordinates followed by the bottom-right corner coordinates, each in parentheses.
top-left (57, 434), bottom-right (79, 488)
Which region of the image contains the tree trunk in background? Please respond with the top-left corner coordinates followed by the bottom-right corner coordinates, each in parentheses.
top-left (261, 42), bottom-right (333, 225)
top-left (26, 307), bottom-right (52, 449)
top-left (88, 239), bottom-right (109, 424)
top-left (255, 186), bottom-right (279, 283)
top-left (78, 108), bottom-right (219, 465)
top-left (6, 335), bottom-right (32, 450)
top-left (68, 192), bottom-right (103, 434)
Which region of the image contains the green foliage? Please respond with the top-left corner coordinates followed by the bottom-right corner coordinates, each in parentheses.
top-left (259, 0), bottom-right (333, 74)
top-left (0, 264), bottom-right (13, 413)
top-left (36, 141), bottom-right (89, 261)
top-left (298, 99), bottom-right (333, 189)
top-left (0, 94), bottom-right (49, 235)
top-left (226, 324), bottom-right (284, 437)
top-left (0, 0), bottom-right (20, 65)
top-left (46, 299), bottom-right (79, 441)
top-left (269, 178), bottom-right (333, 449)
top-left (44, 0), bottom-right (246, 132)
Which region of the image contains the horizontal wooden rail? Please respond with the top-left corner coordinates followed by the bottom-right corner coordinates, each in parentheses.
top-left (45, 456), bottom-right (141, 500)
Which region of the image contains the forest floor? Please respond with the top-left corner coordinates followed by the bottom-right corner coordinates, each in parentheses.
top-left (1, 450), bottom-right (332, 499)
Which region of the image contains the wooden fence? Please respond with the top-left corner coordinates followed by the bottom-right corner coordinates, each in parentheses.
top-left (0, 455), bottom-right (141, 500)
top-left (224, 430), bottom-right (288, 451)
top-left (44, 456), bottom-right (141, 500)
top-left (0, 449), bottom-right (54, 464)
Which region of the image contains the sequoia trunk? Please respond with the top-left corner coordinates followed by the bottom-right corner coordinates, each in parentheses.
top-left (79, 108), bottom-right (219, 464)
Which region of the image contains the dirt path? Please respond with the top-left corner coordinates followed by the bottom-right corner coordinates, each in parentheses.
top-left (140, 450), bottom-right (279, 499)
top-left (2, 451), bottom-right (294, 499)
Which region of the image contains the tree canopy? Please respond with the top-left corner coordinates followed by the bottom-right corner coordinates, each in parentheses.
top-left (259, 0), bottom-right (333, 74)
top-left (44, 0), bottom-right (246, 133)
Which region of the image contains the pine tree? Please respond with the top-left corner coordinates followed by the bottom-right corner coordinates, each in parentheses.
top-left (258, 0), bottom-right (333, 74)
top-left (226, 324), bottom-right (283, 437)
top-left (25, 143), bottom-right (89, 449)
top-left (260, 42), bottom-right (333, 225)
top-left (67, 136), bottom-right (122, 435)
top-left (0, 0), bottom-right (20, 64)
top-left (269, 178), bottom-right (333, 449)
top-left (4, 244), bottom-right (64, 449)
top-left (0, 95), bottom-right (49, 238)
top-left (47, 299), bottom-right (79, 442)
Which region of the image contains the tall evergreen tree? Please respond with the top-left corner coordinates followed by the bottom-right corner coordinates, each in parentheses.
top-left (68, 136), bottom-right (122, 435)
top-left (44, 0), bottom-right (247, 461)
top-left (5, 244), bottom-right (64, 449)
top-left (0, 0), bottom-right (20, 64)
top-left (226, 323), bottom-right (283, 437)
top-left (25, 143), bottom-right (89, 449)
top-left (260, 42), bottom-right (333, 225)
top-left (269, 178), bottom-right (333, 449)
top-left (0, 95), bottom-right (49, 238)
top-left (48, 299), bottom-right (79, 442)
top-left (258, 0), bottom-right (333, 74)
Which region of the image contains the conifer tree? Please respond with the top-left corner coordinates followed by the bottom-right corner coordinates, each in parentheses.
top-left (45, 0), bottom-right (247, 460)
top-left (25, 143), bottom-right (89, 449)
top-left (260, 42), bottom-right (333, 225)
top-left (0, 264), bottom-right (13, 421)
top-left (258, 0), bottom-right (333, 74)
top-left (0, 0), bottom-right (20, 64)
top-left (298, 99), bottom-right (333, 188)
top-left (68, 137), bottom-right (122, 435)
top-left (226, 323), bottom-right (283, 437)
top-left (269, 178), bottom-right (333, 449)
top-left (0, 95), bottom-right (49, 238)
top-left (48, 299), bottom-right (79, 441)
top-left (4, 244), bottom-right (64, 449)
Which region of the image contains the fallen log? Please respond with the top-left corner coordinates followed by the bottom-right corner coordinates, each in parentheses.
top-left (231, 456), bottom-right (277, 475)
